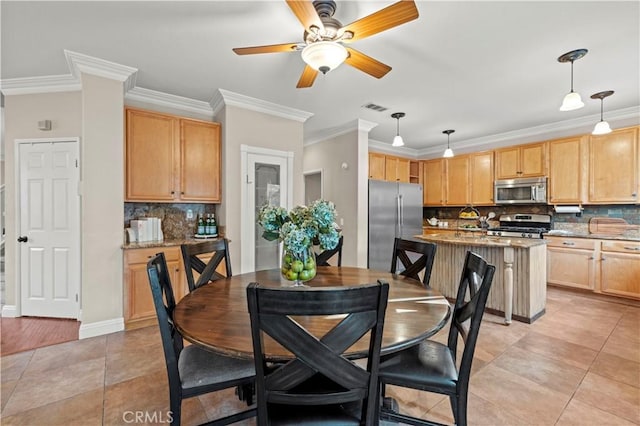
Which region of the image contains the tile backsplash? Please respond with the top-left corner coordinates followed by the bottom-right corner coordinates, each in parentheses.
top-left (124, 203), bottom-right (217, 240)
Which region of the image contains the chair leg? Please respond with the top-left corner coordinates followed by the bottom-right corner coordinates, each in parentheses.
top-left (455, 392), bottom-right (468, 426)
top-left (449, 395), bottom-right (458, 425)
top-left (170, 390), bottom-right (182, 426)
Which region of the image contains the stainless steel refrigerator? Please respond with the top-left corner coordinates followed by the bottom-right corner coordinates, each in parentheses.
top-left (368, 180), bottom-right (424, 271)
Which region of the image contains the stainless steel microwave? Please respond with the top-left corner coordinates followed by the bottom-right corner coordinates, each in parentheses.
top-left (494, 177), bottom-right (547, 204)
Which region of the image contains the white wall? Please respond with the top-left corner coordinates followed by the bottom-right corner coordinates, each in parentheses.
top-left (79, 74), bottom-right (124, 332)
top-left (3, 91), bottom-right (82, 310)
top-left (303, 124), bottom-right (370, 267)
top-left (217, 105), bottom-right (304, 273)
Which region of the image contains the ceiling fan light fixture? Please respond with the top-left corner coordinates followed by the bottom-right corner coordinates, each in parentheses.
top-left (301, 41), bottom-right (348, 74)
top-left (591, 90), bottom-right (614, 135)
top-left (391, 112), bottom-right (405, 147)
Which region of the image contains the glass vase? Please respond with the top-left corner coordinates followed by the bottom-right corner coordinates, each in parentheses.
top-left (281, 245), bottom-right (316, 287)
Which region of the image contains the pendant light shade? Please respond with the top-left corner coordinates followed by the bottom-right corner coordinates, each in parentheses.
top-left (301, 41), bottom-right (348, 74)
top-left (391, 112), bottom-right (405, 147)
top-left (558, 49), bottom-right (588, 111)
top-left (442, 129), bottom-right (455, 158)
top-left (591, 90), bottom-right (614, 135)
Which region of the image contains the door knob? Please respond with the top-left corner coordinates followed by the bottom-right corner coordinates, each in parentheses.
top-left (18, 236), bottom-right (28, 243)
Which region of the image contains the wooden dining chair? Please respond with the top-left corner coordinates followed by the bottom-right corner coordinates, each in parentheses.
top-left (246, 281), bottom-right (389, 426)
top-left (180, 239), bottom-right (232, 292)
top-left (315, 235), bottom-right (344, 266)
top-left (379, 251), bottom-right (495, 426)
top-left (147, 253), bottom-right (255, 426)
top-left (391, 237), bottom-right (437, 286)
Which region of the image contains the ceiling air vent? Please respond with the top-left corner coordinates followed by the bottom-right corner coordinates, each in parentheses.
top-left (362, 103), bottom-right (388, 112)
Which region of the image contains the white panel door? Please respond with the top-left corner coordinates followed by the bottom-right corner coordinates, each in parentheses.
top-left (19, 140), bottom-right (80, 318)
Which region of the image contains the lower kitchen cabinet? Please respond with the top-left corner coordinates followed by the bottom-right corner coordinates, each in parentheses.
top-left (124, 246), bottom-right (184, 329)
top-left (546, 236), bottom-right (640, 300)
top-left (546, 237), bottom-right (596, 290)
top-left (599, 241), bottom-right (640, 298)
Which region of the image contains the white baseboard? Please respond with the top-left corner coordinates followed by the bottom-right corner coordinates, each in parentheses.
top-left (79, 317), bottom-right (124, 339)
top-left (1, 305), bottom-right (18, 317)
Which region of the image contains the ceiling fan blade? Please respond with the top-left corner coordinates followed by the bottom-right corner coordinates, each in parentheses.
top-left (345, 47), bottom-right (392, 79)
top-left (286, 0), bottom-right (324, 32)
top-left (296, 65), bottom-right (318, 88)
top-left (233, 43), bottom-right (300, 55)
top-left (340, 0), bottom-right (419, 43)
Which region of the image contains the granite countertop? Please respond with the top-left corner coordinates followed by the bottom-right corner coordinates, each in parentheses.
top-left (122, 236), bottom-right (224, 250)
top-left (416, 233), bottom-right (547, 248)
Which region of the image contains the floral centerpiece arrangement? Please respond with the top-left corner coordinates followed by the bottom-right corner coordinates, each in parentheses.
top-left (258, 199), bottom-right (340, 285)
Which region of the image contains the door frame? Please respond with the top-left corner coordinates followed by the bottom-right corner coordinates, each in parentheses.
top-left (303, 168), bottom-right (324, 205)
top-left (14, 137), bottom-right (81, 319)
top-left (240, 144), bottom-right (293, 274)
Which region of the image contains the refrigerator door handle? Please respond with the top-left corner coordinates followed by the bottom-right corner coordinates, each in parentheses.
top-left (396, 195), bottom-right (402, 237)
top-left (399, 194), bottom-right (404, 228)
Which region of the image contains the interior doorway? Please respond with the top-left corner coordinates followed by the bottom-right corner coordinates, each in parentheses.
top-left (304, 169), bottom-right (323, 205)
top-left (240, 145), bottom-right (293, 273)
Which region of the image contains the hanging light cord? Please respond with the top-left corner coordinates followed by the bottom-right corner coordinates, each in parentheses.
top-left (447, 133), bottom-right (451, 149)
top-left (599, 97), bottom-right (604, 120)
top-left (570, 60), bottom-right (574, 92)
top-left (396, 117), bottom-right (400, 137)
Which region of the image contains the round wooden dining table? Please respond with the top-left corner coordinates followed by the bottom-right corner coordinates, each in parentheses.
top-left (173, 266), bottom-right (451, 362)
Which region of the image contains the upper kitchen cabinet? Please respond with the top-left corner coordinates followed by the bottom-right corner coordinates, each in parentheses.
top-left (423, 158), bottom-right (445, 205)
top-left (469, 151), bottom-right (494, 205)
top-left (495, 142), bottom-right (546, 179)
top-left (548, 136), bottom-right (587, 204)
top-left (368, 152), bottom-right (411, 182)
top-left (385, 155), bottom-right (410, 183)
top-left (125, 108), bottom-right (221, 203)
top-left (589, 126), bottom-right (638, 204)
top-left (445, 155), bottom-right (470, 206)
top-left (368, 152), bottom-right (386, 180)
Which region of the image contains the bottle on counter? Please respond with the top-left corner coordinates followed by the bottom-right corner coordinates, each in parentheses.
top-left (205, 214), bottom-right (212, 235)
top-left (210, 213), bottom-right (218, 237)
top-left (197, 214), bottom-right (205, 235)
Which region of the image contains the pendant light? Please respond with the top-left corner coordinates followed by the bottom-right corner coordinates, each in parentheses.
top-left (558, 49), bottom-right (588, 111)
top-left (591, 90), bottom-right (614, 135)
top-left (391, 112), bottom-right (405, 147)
top-left (443, 129), bottom-right (455, 158)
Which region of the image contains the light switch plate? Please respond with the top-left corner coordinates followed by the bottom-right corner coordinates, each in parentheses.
top-left (186, 209), bottom-right (194, 220)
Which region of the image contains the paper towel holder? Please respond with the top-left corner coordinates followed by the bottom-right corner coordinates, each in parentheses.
top-left (553, 204), bottom-right (583, 216)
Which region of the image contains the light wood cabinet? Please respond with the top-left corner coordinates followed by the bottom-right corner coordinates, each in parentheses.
top-left (546, 236), bottom-right (640, 300)
top-left (495, 142), bottom-right (546, 179)
top-left (589, 127), bottom-right (639, 204)
top-left (125, 107), bottom-right (221, 203)
top-left (124, 246), bottom-right (184, 329)
top-left (385, 155), bottom-right (410, 182)
top-left (445, 155), bottom-right (470, 206)
top-left (409, 160), bottom-right (421, 184)
top-left (368, 152), bottom-right (386, 180)
top-left (546, 237), bottom-right (596, 290)
top-left (423, 159), bottom-right (445, 205)
top-left (469, 151), bottom-right (494, 205)
top-left (548, 136), bottom-right (586, 204)
top-left (599, 241), bottom-right (640, 299)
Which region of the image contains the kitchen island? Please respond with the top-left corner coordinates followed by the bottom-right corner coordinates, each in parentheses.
top-left (416, 233), bottom-right (547, 324)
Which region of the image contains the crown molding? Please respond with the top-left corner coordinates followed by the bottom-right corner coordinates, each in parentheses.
top-left (65, 50), bottom-right (137, 91)
top-left (305, 119), bottom-right (379, 146)
top-left (0, 74), bottom-right (81, 95)
top-left (125, 86), bottom-right (214, 117)
top-left (416, 105), bottom-right (640, 158)
top-left (212, 89), bottom-right (313, 123)
top-left (368, 138), bottom-right (419, 158)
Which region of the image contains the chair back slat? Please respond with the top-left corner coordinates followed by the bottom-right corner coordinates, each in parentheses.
top-left (391, 238), bottom-right (437, 286)
top-left (315, 235), bottom-right (344, 267)
top-left (180, 239), bottom-right (232, 292)
top-left (247, 281), bottom-right (389, 425)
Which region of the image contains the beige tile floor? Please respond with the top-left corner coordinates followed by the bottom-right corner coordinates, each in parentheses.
top-left (1, 287), bottom-right (639, 426)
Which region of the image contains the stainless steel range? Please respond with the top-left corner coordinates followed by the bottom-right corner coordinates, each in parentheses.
top-left (486, 214), bottom-right (552, 239)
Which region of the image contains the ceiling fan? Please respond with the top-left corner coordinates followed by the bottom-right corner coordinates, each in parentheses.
top-left (232, 0), bottom-right (419, 88)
